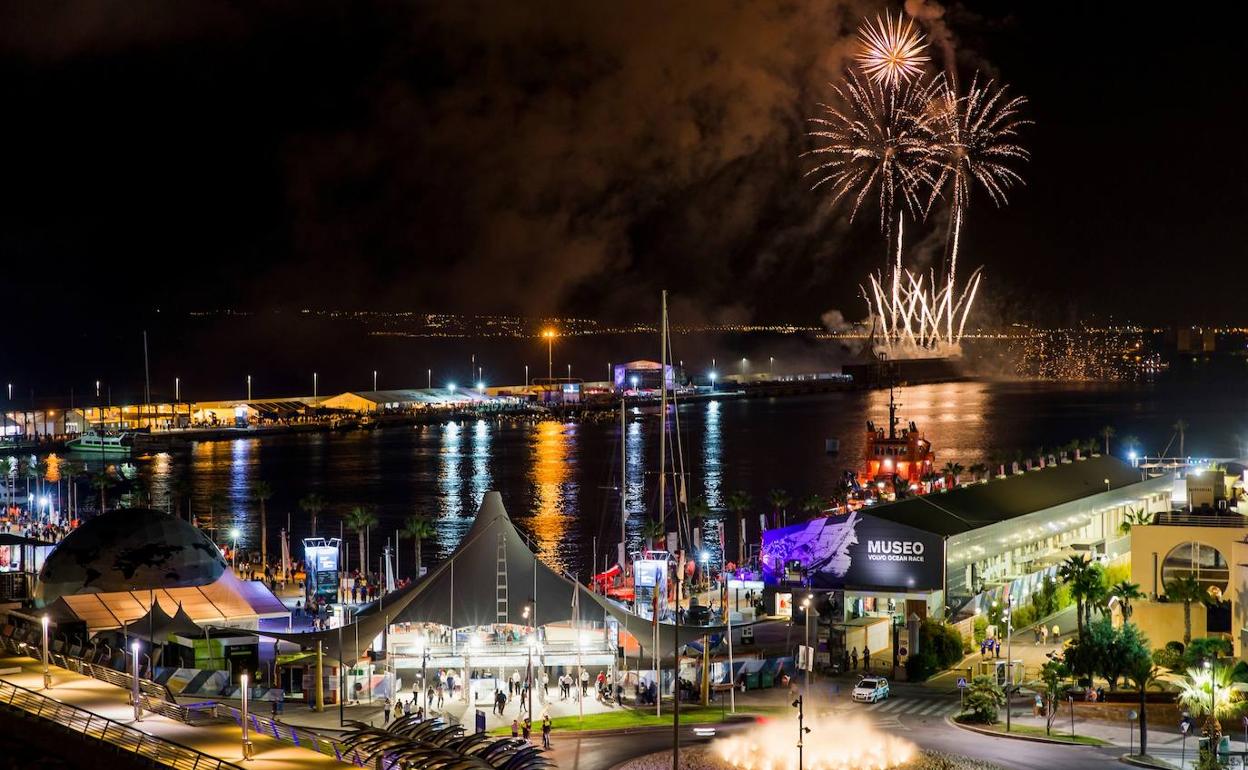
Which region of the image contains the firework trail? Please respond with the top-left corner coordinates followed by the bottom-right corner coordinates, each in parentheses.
top-left (928, 74), bottom-right (1030, 341)
top-left (805, 16), bottom-right (1029, 358)
top-left (857, 13), bottom-right (930, 88)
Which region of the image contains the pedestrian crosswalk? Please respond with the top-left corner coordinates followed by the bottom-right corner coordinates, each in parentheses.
top-left (861, 696), bottom-right (962, 718)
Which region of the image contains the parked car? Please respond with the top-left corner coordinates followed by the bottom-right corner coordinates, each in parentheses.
top-left (851, 676), bottom-right (890, 703)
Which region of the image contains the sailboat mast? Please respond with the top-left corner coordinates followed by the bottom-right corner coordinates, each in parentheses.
top-left (658, 290), bottom-right (667, 534)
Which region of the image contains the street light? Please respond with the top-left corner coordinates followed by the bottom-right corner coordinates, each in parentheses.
top-left (241, 671), bottom-right (254, 759)
top-left (246, 375), bottom-right (252, 401)
top-left (801, 595), bottom-right (812, 702)
top-left (448, 383), bottom-right (457, 393)
top-left (1005, 597), bottom-right (1014, 733)
top-left (230, 528), bottom-right (240, 569)
top-left (630, 376), bottom-right (639, 390)
top-left (708, 372), bottom-right (717, 390)
top-left (41, 615), bottom-right (50, 690)
top-left (131, 641), bottom-right (142, 722)
top-left (542, 329), bottom-right (556, 380)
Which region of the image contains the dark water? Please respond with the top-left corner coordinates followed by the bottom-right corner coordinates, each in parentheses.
top-left (119, 379), bottom-right (1247, 577)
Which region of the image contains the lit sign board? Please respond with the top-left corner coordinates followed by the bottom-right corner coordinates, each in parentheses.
top-left (761, 511), bottom-right (943, 591)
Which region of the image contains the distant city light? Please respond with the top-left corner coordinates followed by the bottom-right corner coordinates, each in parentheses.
top-left (709, 372), bottom-right (717, 382)
top-left (630, 376), bottom-right (639, 388)
top-left (448, 383), bottom-right (457, 393)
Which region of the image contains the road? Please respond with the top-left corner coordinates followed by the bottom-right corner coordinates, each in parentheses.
top-left (548, 683), bottom-right (1122, 770)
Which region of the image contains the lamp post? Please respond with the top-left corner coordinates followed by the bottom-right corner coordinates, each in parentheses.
top-left (241, 671), bottom-right (254, 759)
top-left (1005, 597), bottom-right (1014, 733)
top-left (246, 375), bottom-right (252, 401)
top-left (230, 528), bottom-right (240, 570)
top-left (802, 595), bottom-right (812, 702)
top-left (792, 694), bottom-right (810, 770)
top-left (41, 615), bottom-right (51, 690)
top-left (313, 372), bottom-right (318, 400)
top-left (373, 370), bottom-right (378, 391)
top-left (131, 641), bottom-right (142, 722)
top-left (708, 372), bottom-right (717, 391)
top-left (524, 365), bottom-right (529, 386)
top-left (543, 330), bottom-right (556, 380)
top-left (523, 605), bottom-right (533, 719)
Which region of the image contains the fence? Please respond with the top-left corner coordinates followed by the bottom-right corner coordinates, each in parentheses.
top-left (212, 704), bottom-right (366, 767)
top-left (1, 633), bottom-right (174, 704)
top-left (0, 677), bottom-right (244, 770)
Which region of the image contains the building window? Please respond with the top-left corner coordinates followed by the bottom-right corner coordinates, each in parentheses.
top-left (1161, 541), bottom-right (1229, 594)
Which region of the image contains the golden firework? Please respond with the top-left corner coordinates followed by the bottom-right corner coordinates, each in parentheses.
top-left (857, 13), bottom-right (930, 88)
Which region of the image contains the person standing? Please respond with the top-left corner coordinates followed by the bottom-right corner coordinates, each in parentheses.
top-left (542, 715), bottom-right (552, 749)
top-left (580, 668), bottom-right (589, 696)
top-left (1041, 625), bottom-right (1049, 645)
top-left (862, 645), bottom-right (870, 672)
top-left (522, 717), bottom-right (532, 743)
top-left (542, 670), bottom-right (550, 695)
top-left (511, 719), bottom-right (520, 738)
top-left (850, 647), bottom-right (858, 671)
top-left (382, 697), bottom-right (392, 724)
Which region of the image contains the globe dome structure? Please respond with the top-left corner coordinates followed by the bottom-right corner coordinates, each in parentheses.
top-left (35, 508), bottom-right (228, 605)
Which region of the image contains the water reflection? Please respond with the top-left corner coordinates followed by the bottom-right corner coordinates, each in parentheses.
top-left (528, 420), bottom-right (575, 569)
top-left (625, 417), bottom-right (646, 552)
top-left (438, 422), bottom-right (464, 518)
top-left (469, 419), bottom-right (492, 510)
top-left (702, 399), bottom-right (724, 569)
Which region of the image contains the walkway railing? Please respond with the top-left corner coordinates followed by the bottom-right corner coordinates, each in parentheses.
top-left (212, 704), bottom-right (366, 767)
top-left (0, 678), bottom-right (244, 770)
top-left (1, 634), bottom-right (174, 703)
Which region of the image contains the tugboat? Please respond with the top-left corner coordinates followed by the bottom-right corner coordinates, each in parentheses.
top-left (856, 385), bottom-right (934, 502)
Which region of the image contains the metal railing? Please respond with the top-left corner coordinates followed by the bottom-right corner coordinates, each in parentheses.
top-left (0, 677), bottom-right (244, 770)
top-left (211, 704), bottom-right (366, 767)
top-left (0, 634), bottom-right (175, 704)
top-left (1155, 510), bottom-right (1247, 528)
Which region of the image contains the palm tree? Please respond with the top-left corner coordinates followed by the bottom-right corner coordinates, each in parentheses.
top-left (942, 462), bottom-right (964, 487)
top-left (725, 491), bottom-right (752, 565)
top-left (767, 489), bottom-right (790, 529)
top-left (1173, 419), bottom-right (1188, 458)
top-left (300, 493), bottom-right (326, 538)
top-left (641, 518), bottom-right (667, 551)
top-left (0, 457), bottom-right (11, 509)
top-left (1176, 663), bottom-right (1238, 755)
top-left (800, 493), bottom-right (825, 519)
top-left (1109, 580), bottom-right (1144, 621)
top-left (1165, 575), bottom-right (1207, 645)
top-left (402, 514), bottom-right (435, 579)
top-left (92, 469), bottom-right (115, 511)
top-left (251, 480), bottom-right (273, 567)
top-left (1118, 507), bottom-right (1154, 536)
top-left (1057, 554), bottom-right (1096, 638)
top-left (1100, 425), bottom-right (1116, 456)
top-left (1119, 434), bottom-right (1141, 459)
top-left (1127, 660), bottom-right (1160, 757)
top-left (345, 505), bottom-right (378, 577)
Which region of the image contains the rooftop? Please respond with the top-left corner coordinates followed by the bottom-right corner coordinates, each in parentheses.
top-left (868, 455), bottom-right (1155, 537)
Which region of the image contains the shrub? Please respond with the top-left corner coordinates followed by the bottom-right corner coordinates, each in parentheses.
top-left (973, 616), bottom-right (988, 643)
top-left (1153, 646), bottom-right (1183, 671)
top-left (1182, 637), bottom-right (1233, 669)
top-left (1010, 604), bottom-right (1036, 630)
top-left (921, 619), bottom-right (965, 669)
top-left (906, 650), bottom-right (938, 682)
top-left (1231, 661), bottom-right (1248, 684)
top-left (962, 675), bottom-right (1005, 724)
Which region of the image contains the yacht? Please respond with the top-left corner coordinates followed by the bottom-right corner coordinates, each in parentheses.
top-left (66, 431), bottom-right (133, 455)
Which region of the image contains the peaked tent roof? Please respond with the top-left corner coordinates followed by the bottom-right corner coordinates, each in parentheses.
top-left (254, 492), bottom-right (722, 662)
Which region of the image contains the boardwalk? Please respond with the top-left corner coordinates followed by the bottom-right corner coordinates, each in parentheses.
top-left (0, 652), bottom-right (354, 770)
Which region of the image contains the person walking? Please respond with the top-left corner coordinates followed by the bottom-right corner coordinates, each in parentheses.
top-left (382, 697), bottom-right (392, 724)
top-left (522, 717), bottom-right (532, 743)
top-left (542, 715), bottom-right (552, 749)
top-left (542, 670), bottom-right (550, 695)
top-left (1041, 625), bottom-right (1049, 645)
top-left (1051, 624), bottom-right (1060, 643)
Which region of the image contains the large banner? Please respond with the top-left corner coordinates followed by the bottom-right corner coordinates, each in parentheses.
top-left (761, 511), bottom-right (943, 591)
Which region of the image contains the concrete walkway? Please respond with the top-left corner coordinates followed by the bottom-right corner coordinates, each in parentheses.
top-left (0, 652), bottom-right (353, 770)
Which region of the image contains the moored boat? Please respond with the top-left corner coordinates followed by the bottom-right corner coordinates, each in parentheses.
top-left (65, 431), bottom-right (132, 455)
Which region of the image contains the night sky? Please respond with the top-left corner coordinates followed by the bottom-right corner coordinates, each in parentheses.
top-left (1, 1), bottom-right (1245, 383)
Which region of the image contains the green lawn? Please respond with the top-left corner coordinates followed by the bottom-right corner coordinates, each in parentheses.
top-left (489, 704), bottom-right (784, 734)
top-left (954, 718), bottom-right (1109, 746)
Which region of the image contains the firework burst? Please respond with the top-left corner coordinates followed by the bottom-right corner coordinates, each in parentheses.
top-left (804, 71), bottom-right (943, 233)
top-left (857, 13), bottom-right (930, 88)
